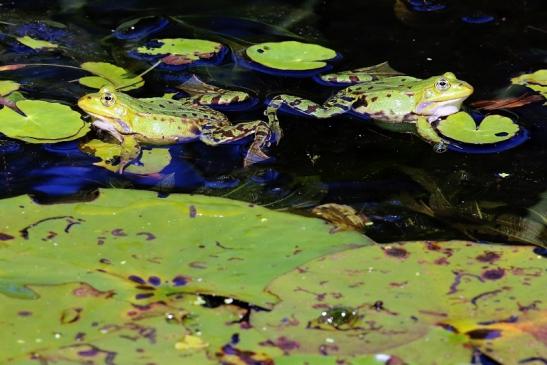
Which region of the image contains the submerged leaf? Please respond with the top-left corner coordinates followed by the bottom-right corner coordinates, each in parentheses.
top-left (246, 41), bottom-right (337, 71)
top-left (15, 35), bottom-right (58, 49)
top-left (511, 69), bottom-right (547, 103)
top-left (437, 112), bottom-right (520, 144)
top-left (80, 139), bottom-right (172, 174)
top-left (79, 62), bottom-right (144, 91)
top-left (0, 100), bottom-right (89, 143)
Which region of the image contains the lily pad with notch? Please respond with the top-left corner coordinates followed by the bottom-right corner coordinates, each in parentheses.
top-left (436, 112), bottom-right (526, 153)
top-left (241, 40), bottom-right (339, 77)
top-left (0, 99), bottom-right (89, 143)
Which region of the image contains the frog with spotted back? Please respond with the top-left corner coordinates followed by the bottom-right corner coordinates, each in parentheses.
top-left (77, 77), bottom-right (281, 173)
top-left (266, 64), bottom-right (474, 151)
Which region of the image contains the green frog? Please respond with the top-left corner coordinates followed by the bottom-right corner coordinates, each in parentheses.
top-left (77, 80), bottom-right (281, 173)
top-left (266, 68), bottom-right (474, 151)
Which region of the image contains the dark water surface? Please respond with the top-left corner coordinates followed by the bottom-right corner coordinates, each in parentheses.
top-left (0, 0), bottom-right (545, 245)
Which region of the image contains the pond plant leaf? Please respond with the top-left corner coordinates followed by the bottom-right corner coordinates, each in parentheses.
top-left (437, 112), bottom-right (520, 144)
top-left (133, 38), bottom-right (225, 66)
top-left (250, 241), bottom-right (546, 364)
top-left (80, 139), bottom-right (172, 174)
top-left (0, 189), bottom-right (372, 308)
top-left (15, 35), bottom-right (58, 50)
top-left (0, 99), bottom-right (89, 143)
top-left (245, 41), bottom-right (337, 71)
top-left (0, 80), bottom-right (20, 96)
top-left (79, 62), bottom-right (144, 91)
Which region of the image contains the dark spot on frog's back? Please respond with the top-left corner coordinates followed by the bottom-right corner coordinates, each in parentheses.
top-left (482, 268), bottom-right (505, 280)
top-left (371, 96), bottom-right (378, 102)
top-left (386, 93), bottom-right (392, 97)
top-left (383, 246), bottom-right (409, 259)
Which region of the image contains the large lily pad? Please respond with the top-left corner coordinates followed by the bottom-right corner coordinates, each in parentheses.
top-left (134, 38), bottom-right (225, 66)
top-left (249, 241), bottom-right (546, 364)
top-left (245, 41), bottom-right (337, 71)
top-left (0, 99), bottom-right (89, 143)
top-left (79, 62), bottom-right (144, 91)
top-left (437, 112), bottom-right (520, 144)
top-left (0, 189), bottom-right (372, 308)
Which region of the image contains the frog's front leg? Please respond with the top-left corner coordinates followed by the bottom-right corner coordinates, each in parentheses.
top-left (118, 135), bottom-right (142, 174)
top-left (415, 116), bottom-right (448, 153)
top-left (199, 120), bottom-right (278, 167)
top-left (267, 93), bottom-right (356, 119)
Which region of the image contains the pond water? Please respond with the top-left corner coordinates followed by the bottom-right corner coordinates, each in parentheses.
top-left (0, 1), bottom-right (546, 364)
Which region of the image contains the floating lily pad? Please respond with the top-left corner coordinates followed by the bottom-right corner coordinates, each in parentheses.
top-left (15, 35), bottom-right (58, 50)
top-left (80, 139), bottom-right (172, 174)
top-left (0, 189), bottom-right (372, 307)
top-left (132, 38), bottom-right (226, 67)
top-left (245, 41), bottom-right (337, 72)
top-left (0, 80), bottom-right (19, 96)
top-left (0, 100), bottom-right (89, 143)
top-left (79, 62), bottom-right (144, 91)
top-left (251, 241), bottom-right (546, 364)
top-left (437, 112), bottom-right (520, 144)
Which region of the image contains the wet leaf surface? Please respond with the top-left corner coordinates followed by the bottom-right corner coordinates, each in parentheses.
top-left (15, 35), bottom-right (58, 50)
top-left (250, 241), bottom-right (546, 364)
top-left (133, 38), bottom-right (225, 66)
top-left (0, 80), bottom-right (20, 96)
top-left (437, 112), bottom-right (520, 144)
top-left (245, 41), bottom-right (337, 71)
top-left (79, 62), bottom-right (144, 91)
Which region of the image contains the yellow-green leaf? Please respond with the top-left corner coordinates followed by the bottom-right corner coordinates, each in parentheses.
top-left (79, 62), bottom-right (144, 91)
top-left (16, 35), bottom-right (58, 50)
top-left (246, 41), bottom-right (337, 71)
top-left (0, 80), bottom-right (20, 96)
top-left (437, 112), bottom-right (520, 144)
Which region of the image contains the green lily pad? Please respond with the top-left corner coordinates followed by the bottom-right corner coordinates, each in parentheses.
top-left (251, 241), bottom-right (546, 364)
top-left (16, 35), bottom-right (58, 50)
top-left (0, 80), bottom-right (20, 96)
top-left (0, 100), bottom-right (89, 143)
top-left (135, 38), bottom-right (224, 65)
top-left (0, 189), bottom-right (372, 308)
top-left (79, 62), bottom-right (144, 91)
top-left (437, 112), bottom-right (519, 144)
top-left (80, 139), bottom-right (172, 174)
top-left (246, 41), bottom-right (337, 71)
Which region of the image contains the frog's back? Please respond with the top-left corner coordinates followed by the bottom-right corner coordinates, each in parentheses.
top-left (133, 97), bottom-right (228, 123)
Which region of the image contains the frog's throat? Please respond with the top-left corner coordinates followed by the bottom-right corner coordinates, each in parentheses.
top-left (91, 119), bottom-right (125, 143)
top-left (415, 98), bottom-right (466, 118)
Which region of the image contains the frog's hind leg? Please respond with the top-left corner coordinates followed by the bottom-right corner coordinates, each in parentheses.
top-left (177, 75), bottom-right (252, 106)
top-left (199, 120), bottom-right (277, 167)
top-left (268, 93), bottom-right (356, 120)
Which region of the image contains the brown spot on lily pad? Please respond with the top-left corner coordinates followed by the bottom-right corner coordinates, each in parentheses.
top-left (383, 246), bottom-right (409, 259)
top-left (476, 251), bottom-right (501, 264)
top-left (482, 268), bottom-right (505, 280)
top-left (0, 233), bottom-right (14, 240)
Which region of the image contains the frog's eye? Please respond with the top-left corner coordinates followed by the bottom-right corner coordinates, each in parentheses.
top-left (101, 92), bottom-right (116, 107)
top-left (435, 78), bottom-right (451, 91)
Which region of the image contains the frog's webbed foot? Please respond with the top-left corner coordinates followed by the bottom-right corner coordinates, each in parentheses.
top-left (177, 75), bottom-right (252, 106)
top-left (416, 116), bottom-right (450, 153)
top-left (117, 135), bottom-right (141, 174)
